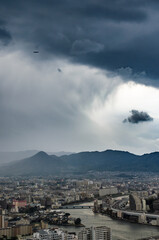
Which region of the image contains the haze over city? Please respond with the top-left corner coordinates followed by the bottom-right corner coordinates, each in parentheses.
top-left (1, 0), bottom-right (159, 154)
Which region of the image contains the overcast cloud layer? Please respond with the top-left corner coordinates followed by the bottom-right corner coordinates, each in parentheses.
top-left (0, 1), bottom-right (159, 154)
top-left (1, 0), bottom-right (159, 81)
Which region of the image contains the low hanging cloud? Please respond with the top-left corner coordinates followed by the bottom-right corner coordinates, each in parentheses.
top-left (123, 110), bottom-right (153, 124)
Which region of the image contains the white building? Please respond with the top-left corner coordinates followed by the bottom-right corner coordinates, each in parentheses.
top-left (78, 226), bottom-right (112, 240)
top-left (33, 229), bottom-right (77, 240)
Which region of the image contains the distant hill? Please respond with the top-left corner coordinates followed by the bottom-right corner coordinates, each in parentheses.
top-left (1, 149), bottom-right (159, 176)
top-left (61, 150), bottom-right (159, 172)
top-left (0, 151), bottom-right (65, 176)
top-left (48, 151), bottom-right (74, 157)
top-left (61, 150), bottom-right (139, 172)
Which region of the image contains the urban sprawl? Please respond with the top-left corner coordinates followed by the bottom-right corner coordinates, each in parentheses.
top-left (0, 172), bottom-right (159, 239)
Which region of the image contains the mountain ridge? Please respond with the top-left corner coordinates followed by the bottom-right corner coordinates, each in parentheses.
top-left (0, 149), bottom-right (159, 176)
top-left (0, 151), bottom-right (65, 176)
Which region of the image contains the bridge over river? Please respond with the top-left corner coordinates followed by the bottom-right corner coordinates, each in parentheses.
top-left (58, 205), bottom-right (93, 209)
top-left (111, 208), bottom-right (159, 220)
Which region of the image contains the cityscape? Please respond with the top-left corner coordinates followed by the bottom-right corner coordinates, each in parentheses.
top-left (1, 0), bottom-right (159, 239)
top-left (0, 169), bottom-right (159, 239)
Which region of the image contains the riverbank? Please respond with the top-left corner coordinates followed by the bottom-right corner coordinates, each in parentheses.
top-left (53, 223), bottom-right (85, 227)
top-left (98, 208), bottom-right (159, 227)
top-left (63, 202), bottom-right (159, 240)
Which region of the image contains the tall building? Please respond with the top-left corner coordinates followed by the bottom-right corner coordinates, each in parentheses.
top-left (153, 199), bottom-right (159, 211)
top-left (93, 200), bottom-right (99, 213)
top-left (129, 194), bottom-right (142, 211)
top-left (0, 224), bottom-right (32, 238)
top-left (0, 215), bottom-right (4, 228)
top-left (0, 215), bottom-right (8, 229)
top-left (78, 226), bottom-right (112, 240)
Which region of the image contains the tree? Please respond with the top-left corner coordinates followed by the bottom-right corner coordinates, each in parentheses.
top-left (74, 218), bottom-right (81, 225)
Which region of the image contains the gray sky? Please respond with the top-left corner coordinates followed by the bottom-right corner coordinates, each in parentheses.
top-left (0, 0), bottom-right (159, 154)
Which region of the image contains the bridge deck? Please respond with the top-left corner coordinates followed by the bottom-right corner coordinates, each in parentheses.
top-left (58, 205), bottom-right (93, 209)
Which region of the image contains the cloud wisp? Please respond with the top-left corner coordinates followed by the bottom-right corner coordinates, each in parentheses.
top-left (123, 110), bottom-right (153, 124)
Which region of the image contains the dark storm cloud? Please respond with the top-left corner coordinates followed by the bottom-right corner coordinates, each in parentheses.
top-left (1, 0), bottom-right (159, 81)
top-left (71, 39), bottom-right (104, 54)
top-left (123, 110), bottom-right (153, 124)
top-left (0, 28), bottom-right (11, 44)
top-left (0, 19), bottom-right (11, 45)
top-left (77, 3), bottom-right (147, 22)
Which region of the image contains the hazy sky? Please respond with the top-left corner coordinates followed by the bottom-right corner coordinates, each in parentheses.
top-left (0, 0), bottom-right (159, 154)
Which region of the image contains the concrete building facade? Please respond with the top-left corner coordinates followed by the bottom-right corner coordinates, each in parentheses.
top-left (78, 226), bottom-right (112, 240)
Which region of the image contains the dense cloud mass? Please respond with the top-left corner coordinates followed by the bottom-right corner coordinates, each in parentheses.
top-left (0, 19), bottom-right (11, 45)
top-left (0, 1), bottom-right (159, 154)
top-left (1, 0), bottom-right (159, 81)
top-left (123, 110), bottom-right (153, 124)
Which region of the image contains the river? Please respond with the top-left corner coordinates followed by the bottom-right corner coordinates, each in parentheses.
top-left (59, 202), bottom-right (159, 240)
